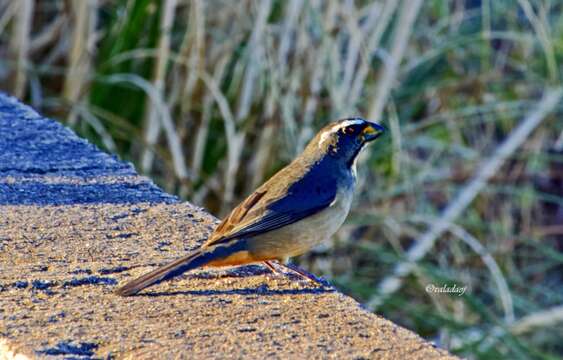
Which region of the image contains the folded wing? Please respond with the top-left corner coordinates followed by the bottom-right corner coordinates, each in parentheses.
top-left (206, 161), bottom-right (339, 246)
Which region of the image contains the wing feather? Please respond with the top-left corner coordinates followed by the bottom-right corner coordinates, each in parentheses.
top-left (212, 190), bottom-right (267, 236)
top-left (206, 159), bottom-right (339, 246)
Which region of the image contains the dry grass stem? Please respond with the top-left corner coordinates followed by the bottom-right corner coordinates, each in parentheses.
top-left (10, 0), bottom-right (34, 98)
top-left (516, 0), bottom-right (559, 83)
top-left (141, 0), bottom-right (178, 174)
top-left (104, 73), bottom-right (189, 181)
top-left (510, 305), bottom-right (563, 335)
top-left (367, 0), bottom-right (423, 121)
top-left (64, 0), bottom-right (97, 126)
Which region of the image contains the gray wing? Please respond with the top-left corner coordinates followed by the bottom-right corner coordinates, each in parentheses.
top-left (208, 161), bottom-right (339, 246)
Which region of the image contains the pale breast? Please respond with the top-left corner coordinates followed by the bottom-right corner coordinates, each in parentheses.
top-left (247, 185), bottom-right (354, 259)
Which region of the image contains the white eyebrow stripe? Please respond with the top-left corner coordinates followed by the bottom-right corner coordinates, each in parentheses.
top-left (318, 119), bottom-right (365, 147)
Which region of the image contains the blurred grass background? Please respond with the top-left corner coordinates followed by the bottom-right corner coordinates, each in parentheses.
top-left (1, 0), bottom-right (562, 358)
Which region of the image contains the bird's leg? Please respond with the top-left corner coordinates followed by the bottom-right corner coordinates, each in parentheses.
top-left (276, 261), bottom-right (326, 287)
top-left (264, 260), bottom-right (326, 287)
top-left (263, 260), bottom-right (289, 282)
top-left (263, 260), bottom-right (278, 273)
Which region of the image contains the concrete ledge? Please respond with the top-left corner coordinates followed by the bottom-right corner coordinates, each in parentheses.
top-left (0, 93), bottom-right (456, 359)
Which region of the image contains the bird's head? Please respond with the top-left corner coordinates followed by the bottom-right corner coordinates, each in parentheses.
top-left (308, 117), bottom-right (385, 168)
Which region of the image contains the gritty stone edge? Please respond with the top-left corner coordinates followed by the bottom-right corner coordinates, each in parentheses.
top-left (0, 339), bottom-right (34, 360)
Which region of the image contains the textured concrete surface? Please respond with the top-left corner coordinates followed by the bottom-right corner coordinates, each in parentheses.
top-left (0, 93), bottom-right (456, 359)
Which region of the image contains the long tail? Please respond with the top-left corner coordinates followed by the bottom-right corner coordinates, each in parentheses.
top-left (115, 241), bottom-right (246, 296)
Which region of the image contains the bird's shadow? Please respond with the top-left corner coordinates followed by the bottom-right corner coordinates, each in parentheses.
top-left (188, 264), bottom-right (271, 279)
top-left (137, 264), bottom-right (336, 297)
top-left (140, 285), bottom-right (335, 297)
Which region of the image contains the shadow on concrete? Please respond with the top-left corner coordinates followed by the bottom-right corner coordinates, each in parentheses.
top-left (135, 264), bottom-right (335, 297)
top-left (0, 92), bottom-right (177, 206)
top-left (188, 265), bottom-right (272, 279)
top-left (0, 181), bottom-right (177, 205)
top-left (141, 286), bottom-right (335, 297)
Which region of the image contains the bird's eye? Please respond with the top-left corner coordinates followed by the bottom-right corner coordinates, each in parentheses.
top-left (341, 127), bottom-right (355, 135)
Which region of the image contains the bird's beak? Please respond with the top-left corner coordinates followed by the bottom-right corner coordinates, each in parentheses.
top-left (361, 121), bottom-right (385, 142)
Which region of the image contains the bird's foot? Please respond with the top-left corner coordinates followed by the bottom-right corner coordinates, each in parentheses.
top-left (263, 260), bottom-right (330, 288)
top-left (262, 260), bottom-right (287, 282)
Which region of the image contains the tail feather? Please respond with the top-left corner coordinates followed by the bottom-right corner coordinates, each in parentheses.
top-left (115, 240), bottom-right (247, 296)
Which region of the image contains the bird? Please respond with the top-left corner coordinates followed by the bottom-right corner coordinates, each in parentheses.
top-left (115, 117), bottom-right (384, 296)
